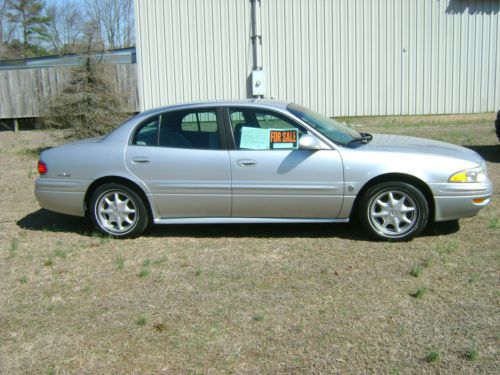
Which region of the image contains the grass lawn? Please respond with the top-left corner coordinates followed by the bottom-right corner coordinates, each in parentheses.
top-left (0, 113), bottom-right (498, 374)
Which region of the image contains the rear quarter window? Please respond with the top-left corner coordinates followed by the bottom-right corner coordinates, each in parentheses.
top-left (132, 116), bottom-right (159, 146)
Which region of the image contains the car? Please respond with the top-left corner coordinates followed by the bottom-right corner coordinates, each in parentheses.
top-left (35, 100), bottom-right (492, 241)
top-left (496, 110), bottom-right (500, 141)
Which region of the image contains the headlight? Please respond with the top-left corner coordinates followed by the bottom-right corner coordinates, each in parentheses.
top-left (449, 164), bottom-right (487, 183)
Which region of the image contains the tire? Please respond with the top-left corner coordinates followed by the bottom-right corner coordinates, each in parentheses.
top-left (90, 183), bottom-right (149, 238)
top-left (359, 182), bottom-right (429, 241)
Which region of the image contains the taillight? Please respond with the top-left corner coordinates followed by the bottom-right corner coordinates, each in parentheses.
top-left (38, 160), bottom-right (48, 175)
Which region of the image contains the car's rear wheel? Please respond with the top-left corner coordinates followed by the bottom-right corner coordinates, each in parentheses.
top-left (90, 183), bottom-right (149, 238)
top-left (359, 182), bottom-right (429, 241)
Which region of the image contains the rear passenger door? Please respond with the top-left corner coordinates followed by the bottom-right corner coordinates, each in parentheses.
top-left (125, 108), bottom-right (231, 218)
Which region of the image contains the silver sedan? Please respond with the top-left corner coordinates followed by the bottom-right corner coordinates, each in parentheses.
top-left (35, 101), bottom-right (492, 241)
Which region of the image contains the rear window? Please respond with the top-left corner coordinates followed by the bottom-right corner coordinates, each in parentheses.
top-left (131, 110), bottom-right (221, 150)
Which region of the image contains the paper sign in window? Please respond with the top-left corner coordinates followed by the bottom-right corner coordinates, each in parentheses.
top-left (269, 129), bottom-right (298, 149)
top-left (239, 127), bottom-right (270, 149)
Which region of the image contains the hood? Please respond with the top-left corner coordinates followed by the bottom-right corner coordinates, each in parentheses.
top-left (360, 134), bottom-right (483, 164)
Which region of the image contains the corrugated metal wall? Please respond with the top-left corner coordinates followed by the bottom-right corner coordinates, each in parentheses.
top-left (135, 0), bottom-right (500, 117)
top-left (134, 0), bottom-right (251, 110)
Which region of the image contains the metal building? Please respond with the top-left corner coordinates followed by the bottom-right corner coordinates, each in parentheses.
top-left (134, 0), bottom-right (500, 117)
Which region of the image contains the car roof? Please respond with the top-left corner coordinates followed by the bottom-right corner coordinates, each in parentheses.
top-left (137, 99), bottom-right (292, 118)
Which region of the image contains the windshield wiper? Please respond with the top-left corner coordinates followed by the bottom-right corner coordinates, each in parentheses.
top-left (359, 132), bottom-right (373, 143)
top-left (346, 132), bottom-right (373, 146)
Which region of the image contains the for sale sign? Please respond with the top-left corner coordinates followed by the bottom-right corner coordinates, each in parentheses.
top-left (269, 129), bottom-right (298, 149)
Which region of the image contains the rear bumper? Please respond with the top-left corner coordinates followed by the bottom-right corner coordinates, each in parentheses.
top-left (430, 181), bottom-right (493, 221)
top-left (35, 178), bottom-right (89, 217)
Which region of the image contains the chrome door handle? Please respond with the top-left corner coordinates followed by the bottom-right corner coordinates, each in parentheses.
top-left (131, 157), bottom-right (150, 164)
top-left (236, 159), bottom-right (257, 167)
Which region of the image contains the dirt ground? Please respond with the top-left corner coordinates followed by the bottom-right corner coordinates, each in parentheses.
top-left (0, 115), bottom-right (498, 374)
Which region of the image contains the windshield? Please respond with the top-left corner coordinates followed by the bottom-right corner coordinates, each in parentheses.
top-left (287, 104), bottom-right (361, 146)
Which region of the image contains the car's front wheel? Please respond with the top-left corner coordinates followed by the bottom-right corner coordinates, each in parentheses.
top-left (359, 182), bottom-right (429, 241)
top-left (90, 183), bottom-right (149, 238)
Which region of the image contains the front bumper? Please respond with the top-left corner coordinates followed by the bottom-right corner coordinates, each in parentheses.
top-left (430, 181), bottom-right (493, 221)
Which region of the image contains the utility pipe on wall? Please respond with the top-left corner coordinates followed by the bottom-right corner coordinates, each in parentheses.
top-left (251, 0), bottom-right (266, 97)
top-left (251, 0), bottom-right (262, 70)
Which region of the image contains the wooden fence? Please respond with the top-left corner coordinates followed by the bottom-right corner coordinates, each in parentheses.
top-left (0, 64), bottom-right (139, 120)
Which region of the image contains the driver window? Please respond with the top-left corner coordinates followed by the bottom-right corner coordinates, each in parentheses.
top-left (229, 109), bottom-right (306, 150)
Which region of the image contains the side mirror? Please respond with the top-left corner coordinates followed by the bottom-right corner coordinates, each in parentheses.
top-left (298, 134), bottom-right (326, 150)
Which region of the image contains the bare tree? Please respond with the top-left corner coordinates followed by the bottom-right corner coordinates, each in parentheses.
top-left (86, 0), bottom-right (134, 50)
top-left (45, 0), bottom-right (83, 54)
top-left (122, 0), bottom-right (133, 47)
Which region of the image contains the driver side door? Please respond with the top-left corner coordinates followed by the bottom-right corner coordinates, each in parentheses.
top-left (226, 107), bottom-right (344, 218)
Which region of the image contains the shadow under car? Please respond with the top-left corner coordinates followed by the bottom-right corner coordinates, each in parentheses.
top-left (17, 209), bottom-right (459, 240)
